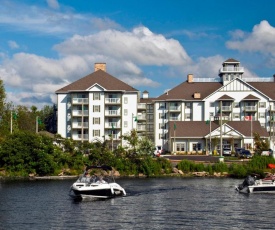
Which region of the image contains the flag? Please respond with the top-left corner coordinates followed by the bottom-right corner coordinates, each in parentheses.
top-left (244, 116), bottom-right (252, 121)
top-left (134, 116), bottom-right (137, 122)
top-left (38, 117), bottom-right (42, 125)
top-left (174, 123), bottom-right (176, 130)
top-left (111, 123), bottom-right (114, 130)
top-left (206, 120), bottom-right (210, 124)
top-left (12, 112), bottom-right (18, 120)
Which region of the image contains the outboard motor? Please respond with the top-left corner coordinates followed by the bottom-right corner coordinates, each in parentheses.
top-left (237, 175), bottom-right (255, 192)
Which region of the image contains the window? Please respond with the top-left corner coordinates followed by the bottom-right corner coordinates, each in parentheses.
top-left (93, 130), bottom-right (100, 137)
top-left (93, 105), bottom-right (100, 112)
top-left (159, 123), bottom-right (166, 129)
top-left (176, 143), bottom-right (185, 151)
top-left (93, 93), bottom-right (100, 100)
top-left (124, 109), bottom-right (128, 116)
top-left (124, 121), bottom-right (128, 128)
top-left (259, 102), bottom-right (266, 108)
top-left (147, 104), bottom-right (154, 113)
top-left (209, 112), bottom-right (214, 117)
top-left (159, 134), bottom-right (166, 139)
top-left (192, 143), bottom-right (201, 151)
top-left (210, 102), bottom-right (215, 107)
top-left (260, 123), bottom-right (265, 128)
top-left (147, 114), bottom-right (154, 121)
top-left (259, 113), bottom-right (265, 118)
top-left (124, 97), bottom-right (128, 104)
top-left (93, 117), bottom-right (100, 124)
top-left (147, 124), bottom-right (154, 132)
top-left (186, 103), bottom-right (191, 109)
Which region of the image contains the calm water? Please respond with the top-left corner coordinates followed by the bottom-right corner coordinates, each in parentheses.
top-left (0, 177), bottom-right (274, 230)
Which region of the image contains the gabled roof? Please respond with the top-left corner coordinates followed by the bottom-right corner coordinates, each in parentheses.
top-left (224, 58), bottom-right (240, 63)
top-left (156, 82), bottom-right (222, 101)
top-left (241, 94), bottom-right (260, 101)
top-left (217, 94), bottom-right (235, 101)
top-left (55, 69), bottom-right (138, 93)
top-left (168, 121), bottom-right (269, 138)
top-left (140, 98), bottom-right (156, 103)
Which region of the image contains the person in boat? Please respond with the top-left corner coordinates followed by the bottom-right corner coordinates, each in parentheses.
top-left (97, 175), bottom-right (107, 184)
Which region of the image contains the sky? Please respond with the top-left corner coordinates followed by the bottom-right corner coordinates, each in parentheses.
top-left (1, 0), bottom-right (275, 109)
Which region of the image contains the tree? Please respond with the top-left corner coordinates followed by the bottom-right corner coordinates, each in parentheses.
top-left (253, 132), bottom-right (270, 154)
top-left (137, 136), bottom-right (155, 156)
top-left (121, 129), bottom-right (139, 153)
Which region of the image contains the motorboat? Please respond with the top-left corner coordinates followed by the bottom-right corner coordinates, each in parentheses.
top-left (236, 174), bottom-right (275, 193)
top-left (69, 165), bottom-right (126, 200)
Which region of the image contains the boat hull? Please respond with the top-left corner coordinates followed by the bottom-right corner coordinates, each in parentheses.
top-left (70, 182), bottom-right (126, 199)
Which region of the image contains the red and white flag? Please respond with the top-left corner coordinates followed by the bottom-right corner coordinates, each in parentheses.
top-left (244, 116), bottom-right (252, 121)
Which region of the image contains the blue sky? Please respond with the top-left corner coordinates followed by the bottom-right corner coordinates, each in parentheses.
top-left (1, 0), bottom-right (275, 109)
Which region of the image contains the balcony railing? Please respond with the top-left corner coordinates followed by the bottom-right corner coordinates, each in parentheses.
top-left (219, 67), bottom-right (244, 72)
top-left (105, 110), bottom-right (120, 116)
top-left (244, 106), bottom-right (257, 111)
top-left (222, 106), bottom-right (231, 111)
top-left (169, 106), bottom-right (181, 111)
top-left (137, 114), bottom-right (146, 120)
top-left (72, 122), bottom-right (88, 128)
top-left (105, 98), bottom-right (120, 104)
top-left (169, 117), bottom-right (179, 121)
top-left (137, 125), bottom-right (146, 131)
top-left (106, 122), bottom-right (120, 128)
top-left (138, 104), bottom-right (146, 109)
top-left (73, 134), bottom-right (89, 140)
top-left (72, 98), bottom-right (89, 104)
top-left (72, 110), bottom-right (89, 116)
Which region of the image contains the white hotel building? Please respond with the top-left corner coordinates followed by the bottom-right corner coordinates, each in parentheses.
top-left (56, 59), bottom-right (275, 153)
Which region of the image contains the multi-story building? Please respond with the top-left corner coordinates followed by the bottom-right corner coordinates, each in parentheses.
top-left (55, 63), bottom-right (139, 148)
top-left (154, 58), bottom-right (274, 153)
top-left (56, 59), bottom-right (275, 153)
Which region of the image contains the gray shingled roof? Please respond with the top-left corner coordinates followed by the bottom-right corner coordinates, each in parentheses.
top-left (248, 82), bottom-right (275, 100)
top-left (168, 121), bottom-right (269, 138)
top-left (56, 69), bottom-right (138, 93)
top-left (241, 94), bottom-right (260, 101)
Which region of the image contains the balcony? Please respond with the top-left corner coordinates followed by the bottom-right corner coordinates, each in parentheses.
top-left (138, 104), bottom-right (146, 110)
top-left (222, 106), bottom-right (231, 111)
top-left (169, 106), bottom-right (181, 111)
top-left (244, 106), bottom-right (257, 111)
top-left (73, 134), bottom-right (89, 141)
top-left (137, 114), bottom-right (146, 120)
top-left (219, 67), bottom-right (244, 73)
top-left (105, 110), bottom-right (120, 116)
top-left (106, 122), bottom-right (120, 129)
top-left (72, 110), bottom-right (89, 116)
top-left (72, 98), bottom-right (89, 104)
top-left (105, 98), bottom-right (121, 104)
top-left (169, 117), bottom-right (179, 121)
top-left (72, 122), bottom-right (88, 128)
top-left (137, 124), bottom-right (146, 131)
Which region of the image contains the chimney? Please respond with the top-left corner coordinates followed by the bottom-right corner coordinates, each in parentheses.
top-left (187, 74), bottom-right (193, 83)
top-left (94, 63), bottom-right (106, 72)
top-left (273, 74), bottom-right (275, 82)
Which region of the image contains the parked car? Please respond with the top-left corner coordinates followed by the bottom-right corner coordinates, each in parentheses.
top-left (235, 147), bottom-right (245, 157)
top-left (222, 148), bottom-right (232, 156)
top-left (153, 146), bottom-right (163, 157)
top-left (239, 150), bottom-right (252, 159)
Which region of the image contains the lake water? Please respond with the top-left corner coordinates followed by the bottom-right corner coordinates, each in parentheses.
top-left (0, 177), bottom-right (274, 229)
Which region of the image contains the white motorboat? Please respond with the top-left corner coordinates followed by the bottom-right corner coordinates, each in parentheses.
top-left (69, 165), bottom-right (126, 200)
top-left (236, 174), bottom-right (275, 193)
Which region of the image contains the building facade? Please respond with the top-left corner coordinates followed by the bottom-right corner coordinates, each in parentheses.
top-left (56, 59), bottom-right (275, 153)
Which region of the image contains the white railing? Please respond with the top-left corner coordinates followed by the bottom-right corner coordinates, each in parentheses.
top-left (243, 77), bottom-right (274, 82)
top-left (106, 122), bottom-right (120, 128)
top-left (105, 110), bottom-right (120, 116)
top-left (169, 117), bottom-right (179, 121)
top-left (193, 78), bottom-right (221, 82)
top-left (72, 98), bottom-right (89, 104)
top-left (245, 106), bottom-right (256, 111)
top-left (76, 134), bottom-right (89, 140)
top-left (138, 104), bottom-right (146, 109)
top-left (72, 122), bottom-right (88, 128)
top-left (169, 106), bottom-right (181, 111)
top-left (222, 106), bottom-right (231, 111)
top-left (220, 67), bottom-right (244, 72)
top-left (137, 114), bottom-right (146, 120)
top-left (72, 110), bottom-right (89, 116)
top-left (105, 98), bottom-right (120, 103)
top-left (137, 125), bottom-right (146, 131)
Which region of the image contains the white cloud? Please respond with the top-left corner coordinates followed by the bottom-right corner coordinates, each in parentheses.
top-left (54, 26), bottom-right (192, 66)
top-left (8, 40), bottom-right (19, 49)
top-left (47, 0), bottom-right (60, 10)
top-left (226, 20), bottom-right (275, 56)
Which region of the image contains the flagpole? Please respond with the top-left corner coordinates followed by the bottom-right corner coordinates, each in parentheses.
top-left (10, 111), bottom-right (12, 134)
top-left (251, 116), bottom-right (253, 150)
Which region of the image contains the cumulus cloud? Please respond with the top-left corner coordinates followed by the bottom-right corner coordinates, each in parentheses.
top-left (54, 26), bottom-right (192, 66)
top-left (226, 20), bottom-right (275, 57)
